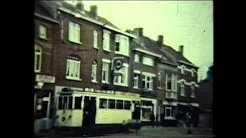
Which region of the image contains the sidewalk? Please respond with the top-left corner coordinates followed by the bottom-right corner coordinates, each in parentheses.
top-left (139, 126), bottom-right (213, 136)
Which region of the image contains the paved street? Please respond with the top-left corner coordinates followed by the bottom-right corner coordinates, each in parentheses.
top-left (63, 134), bottom-right (215, 138)
top-left (38, 126), bottom-right (214, 138)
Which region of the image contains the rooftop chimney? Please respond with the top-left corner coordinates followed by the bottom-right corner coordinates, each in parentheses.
top-left (157, 35), bottom-right (163, 45)
top-left (90, 5), bottom-right (98, 18)
top-left (179, 45), bottom-right (184, 55)
top-left (75, 2), bottom-right (84, 12)
top-left (133, 28), bottom-right (143, 37)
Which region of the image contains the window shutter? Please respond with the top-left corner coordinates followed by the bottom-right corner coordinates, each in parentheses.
top-left (77, 24), bottom-right (81, 43)
top-left (78, 61), bottom-right (81, 79)
top-left (171, 74), bottom-right (175, 91)
top-left (93, 30), bottom-right (98, 48)
top-left (165, 74), bottom-right (168, 89)
top-left (68, 22), bottom-right (72, 42)
top-left (125, 37), bottom-right (129, 56)
top-left (124, 66), bottom-right (129, 86)
top-left (175, 75), bottom-right (178, 92)
top-left (151, 77), bottom-right (155, 90)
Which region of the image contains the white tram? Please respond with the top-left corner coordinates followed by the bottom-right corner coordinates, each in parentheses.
top-left (55, 89), bottom-right (141, 127)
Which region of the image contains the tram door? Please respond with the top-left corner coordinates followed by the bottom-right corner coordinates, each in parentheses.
top-left (82, 96), bottom-right (96, 127)
top-left (132, 101), bottom-right (141, 120)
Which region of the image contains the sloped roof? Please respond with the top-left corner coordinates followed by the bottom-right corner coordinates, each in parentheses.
top-left (131, 35), bottom-right (177, 66)
top-left (35, 1), bottom-right (121, 31)
top-left (58, 1), bottom-right (120, 30)
top-left (35, 1), bottom-right (57, 20)
top-left (161, 44), bottom-right (198, 68)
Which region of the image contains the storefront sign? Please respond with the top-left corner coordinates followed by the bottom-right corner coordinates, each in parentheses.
top-left (115, 91), bottom-right (140, 98)
top-left (163, 101), bottom-right (178, 106)
top-left (36, 74), bottom-right (55, 83)
top-left (190, 103), bottom-right (199, 107)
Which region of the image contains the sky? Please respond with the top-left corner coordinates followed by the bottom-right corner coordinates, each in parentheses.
top-left (67, 1), bottom-right (213, 81)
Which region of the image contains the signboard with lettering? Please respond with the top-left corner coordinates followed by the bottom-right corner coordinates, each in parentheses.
top-left (36, 74), bottom-right (56, 83)
top-left (115, 91), bottom-right (140, 98)
top-left (111, 57), bottom-right (124, 71)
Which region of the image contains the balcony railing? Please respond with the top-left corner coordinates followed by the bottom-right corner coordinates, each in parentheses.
top-left (166, 91), bottom-right (177, 99)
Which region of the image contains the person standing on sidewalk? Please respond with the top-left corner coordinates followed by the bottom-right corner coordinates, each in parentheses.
top-left (186, 112), bottom-right (192, 134)
top-left (150, 112), bottom-right (155, 128)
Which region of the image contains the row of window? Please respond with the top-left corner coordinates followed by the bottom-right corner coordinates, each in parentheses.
top-left (134, 54), bottom-right (154, 66)
top-left (180, 82), bottom-right (196, 97)
top-left (180, 65), bottom-right (196, 77)
top-left (99, 98), bottom-right (131, 110)
top-left (57, 95), bottom-right (174, 118)
top-left (35, 50), bottom-right (195, 98)
top-left (58, 96), bottom-right (84, 110)
top-left (133, 74), bottom-right (154, 91)
top-left (38, 21), bottom-right (130, 56)
top-left (35, 49), bottom-right (195, 98)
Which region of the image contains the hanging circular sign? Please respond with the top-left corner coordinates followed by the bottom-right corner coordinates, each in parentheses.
top-left (37, 104), bottom-right (42, 110)
top-left (114, 59), bottom-right (123, 70)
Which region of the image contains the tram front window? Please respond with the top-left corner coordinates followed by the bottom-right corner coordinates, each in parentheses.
top-left (58, 96), bottom-right (73, 110)
top-left (99, 98), bottom-right (107, 109)
top-left (124, 101), bottom-right (131, 110)
top-left (116, 100), bottom-right (123, 109)
top-left (108, 99), bottom-right (115, 109)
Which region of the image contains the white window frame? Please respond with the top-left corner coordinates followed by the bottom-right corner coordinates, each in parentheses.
top-left (58, 95), bottom-right (73, 110)
top-left (166, 74), bottom-right (171, 91)
top-left (93, 30), bottom-right (98, 49)
top-left (142, 56), bottom-right (154, 66)
top-left (181, 65), bottom-right (185, 74)
top-left (115, 34), bottom-right (129, 56)
top-left (166, 74), bottom-right (177, 91)
top-left (66, 56), bottom-right (81, 81)
top-left (165, 106), bottom-right (173, 118)
top-left (68, 21), bottom-right (81, 44)
top-left (91, 61), bottom-right (98, 83)
top-left (103, 30), bottom-right (111, 52)
top-left (113, 64), bottom-right (129, 87)
top-left (134, 54), bottom-right (140, 63)
top-left (180, 82), bottom-right (185, 96)
top-left (142, 75), bottom-right (153, 91)
top-left (133, 73), bottom-right (139, 89)
top-left (141, 106), bottom-right (153, 121)
top-left (39, 25), bottom-right (47, 39)
top-left (102, 60), bottom-right (110, 84)
top-left (191, 84), bottom-right (195, 98)
top-left (35, 45), bottom-right (42, 73)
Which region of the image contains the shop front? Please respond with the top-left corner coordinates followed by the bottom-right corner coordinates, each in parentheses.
top-left (140, 97), bottom-right (157, 125)
top-left (34, 74), bottom-right (55, 133)
top-left (162, 101), bottom-right (177, 127)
